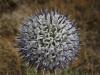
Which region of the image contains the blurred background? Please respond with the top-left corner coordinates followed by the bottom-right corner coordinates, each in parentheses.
top-left (0, 0), bottom-right (100, 75)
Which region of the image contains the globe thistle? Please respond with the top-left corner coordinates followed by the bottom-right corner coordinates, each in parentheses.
top-left (17, 10), bottom-right (80, 73)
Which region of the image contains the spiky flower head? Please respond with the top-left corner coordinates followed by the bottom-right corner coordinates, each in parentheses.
top-left (17, 10), bottom-right (80, 72)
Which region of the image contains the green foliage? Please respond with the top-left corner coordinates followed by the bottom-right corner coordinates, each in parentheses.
top-left (27, 68), bottom-right (36, 75)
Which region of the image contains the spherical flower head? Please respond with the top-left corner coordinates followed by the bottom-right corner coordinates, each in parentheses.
top-left (17, 10), bottom-right (80, 72)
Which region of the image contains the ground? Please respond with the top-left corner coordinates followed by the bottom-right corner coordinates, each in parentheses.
top-left (0, 0), bottom-right (100, 75)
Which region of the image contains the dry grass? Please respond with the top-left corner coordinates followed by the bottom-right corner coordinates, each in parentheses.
top-left (0, 38), bottom-right (24, 75)
top-left (0, 0), bottom-right (100, 75)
